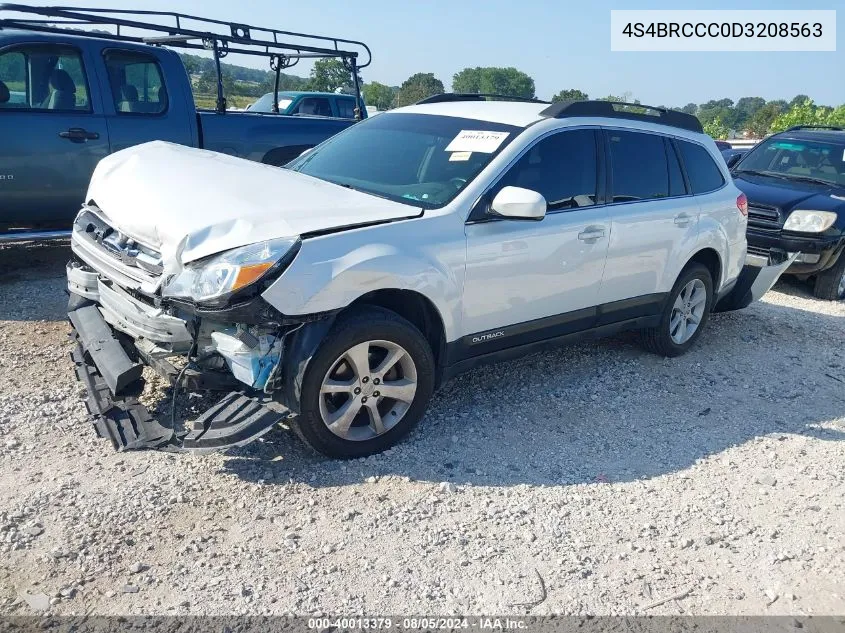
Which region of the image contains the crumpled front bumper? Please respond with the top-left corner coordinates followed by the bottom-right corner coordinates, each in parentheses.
top-left (67, 262), bottom-right (292, 453)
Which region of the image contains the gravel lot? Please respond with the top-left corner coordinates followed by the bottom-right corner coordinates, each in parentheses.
top-left (0, 242), bottom-right (843, 617)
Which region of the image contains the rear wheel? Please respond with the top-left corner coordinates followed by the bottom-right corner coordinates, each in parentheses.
top-left (813, 254), bottom-right (845, 301)
top-left (295, 306), bottom-right (435, 458)
top-left (640, 264), bottom-right (714, 357)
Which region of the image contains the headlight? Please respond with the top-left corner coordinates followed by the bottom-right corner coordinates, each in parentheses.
top-left (162, 237), bottom-right (299, 305)
top-left (783, 210), bottom-right (837, 233)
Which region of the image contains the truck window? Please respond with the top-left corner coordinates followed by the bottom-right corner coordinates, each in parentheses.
top-left (291, 97), bottom-right (332, 117)
top-left (335, 98), bottom-right (357, 119)
top-left (0, 46), bottom-right (91, 112)
top-left (103, 51), bottom-right (168, 115)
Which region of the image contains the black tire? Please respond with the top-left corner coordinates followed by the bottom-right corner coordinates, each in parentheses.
top-left (294, 306), bottom-right (435, 458)
top-left (813, 254), bottom-right (845, 301)
top-left (640, 263), bottom-right (714, 357)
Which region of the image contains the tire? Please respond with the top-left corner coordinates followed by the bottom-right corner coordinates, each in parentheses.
top-left (294, 306), bottom-right (435, 458)
top-left (813, 254), bottom-right (845, 301)
top-left (640, 263), bottom-right (714, 358)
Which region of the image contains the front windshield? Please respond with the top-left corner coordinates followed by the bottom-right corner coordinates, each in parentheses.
top-left (737, 136), bottom-right (845, 187)
top-left (286, 113), bottom-right (522, 208)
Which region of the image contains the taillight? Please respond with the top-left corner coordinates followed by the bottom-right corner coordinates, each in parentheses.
top-left (736, 193), bottom-right (748, 217)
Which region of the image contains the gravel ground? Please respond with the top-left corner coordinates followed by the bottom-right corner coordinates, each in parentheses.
top-left (0, 242), bottom-right (843, 617)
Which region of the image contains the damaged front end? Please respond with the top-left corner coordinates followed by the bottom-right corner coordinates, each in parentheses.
top-left (67, 206), bottom-right (331, 452)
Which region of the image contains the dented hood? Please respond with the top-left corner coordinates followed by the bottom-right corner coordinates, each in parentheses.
top-left (86, 141), bottom-right (420, 265)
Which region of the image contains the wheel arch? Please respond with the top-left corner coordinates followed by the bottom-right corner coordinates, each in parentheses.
top-left (349, 289), bottom-right (448, 385)
top-left (685, 247), bottom-right (723, 290)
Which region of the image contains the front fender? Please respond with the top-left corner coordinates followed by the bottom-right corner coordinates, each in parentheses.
top-left (261, 216), bottom-right (465, 341)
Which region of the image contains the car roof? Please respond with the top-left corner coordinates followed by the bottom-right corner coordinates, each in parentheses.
top-left (279, 91), bottom-right (355, 99)
top-left (392, 101), bottom-right (712, 144)
top-left (774, 128), bottom-right (845, 143)
top-left (0, 28), bottom-right (163, 54)
top-left (396, 101), bottom-right (548, 127)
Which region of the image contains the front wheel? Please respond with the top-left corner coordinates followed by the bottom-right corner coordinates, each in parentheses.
top-left (294, 306), bottom-right (435, 458)
top-left (640, 263), bottom-right (714, 357)
top-left (813, 254), bottom-right (845, 301)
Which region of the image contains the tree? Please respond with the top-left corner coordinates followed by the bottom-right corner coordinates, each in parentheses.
top-left (308, 58), bottom-right (353, 93)
top-left (733, 96), bottom-right (766, 131)
top-left (395, 72), bottom-right (445, 107)
top-left (452, 67), bottom-right (535, 99)
top-left (789, 94), bottom-right (811, 108)
top-left (362, 81), bottom-right (396, 111)
top-left (680, 103), bottom-right (698, 115)
top-left (770, 99), bottom-right (845, 133)
top-left (702, 115), bottom-right (730, 140)
top-left (746, 101), bottom-right (788, 137)
top-left (551, 89), bottom-right (589, 103)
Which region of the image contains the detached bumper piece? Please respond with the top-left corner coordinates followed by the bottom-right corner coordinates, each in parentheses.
top-left (715, 251), bottom-right (799, 312)
top-left (71, 343), bottom-right (175, 451)
top-left (69, 305), bottom-right (290, 453)
top-left (181, 392), bottom-right (289, 453)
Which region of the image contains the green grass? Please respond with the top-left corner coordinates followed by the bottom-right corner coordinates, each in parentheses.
top-left (193, 93), bottom-right (256, 110)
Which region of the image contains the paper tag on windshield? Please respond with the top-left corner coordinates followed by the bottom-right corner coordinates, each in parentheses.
top-left (449, 151), bottom-right (472, 162)
top-left (446, 130), bottom-right (509, 154)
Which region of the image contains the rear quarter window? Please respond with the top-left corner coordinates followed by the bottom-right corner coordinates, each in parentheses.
top-left (678, 140), bottom-right (725, 194)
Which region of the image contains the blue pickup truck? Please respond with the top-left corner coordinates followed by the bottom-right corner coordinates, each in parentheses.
top-left (0, 4), bottom-right (371, 239)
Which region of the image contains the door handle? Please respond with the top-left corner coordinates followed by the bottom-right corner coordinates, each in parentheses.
top-left (674, 213), bottom-right (692, 227)
top-left (59, 128), bottom-right (100, 142)
top-left (577, 226), bottom-right (606, 242)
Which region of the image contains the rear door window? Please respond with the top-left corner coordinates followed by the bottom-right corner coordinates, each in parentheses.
top-left (606, 130), bottom-right (669, 202)
top-left (677, 140), bottom-right (726, 194)
top-left (0, 46), bottom-right (91, 111)
top-left (103, 51), bottom-right (168, 115)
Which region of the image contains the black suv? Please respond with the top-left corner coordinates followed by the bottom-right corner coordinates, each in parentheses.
top-left (731, 126), bottom-right (845, 300)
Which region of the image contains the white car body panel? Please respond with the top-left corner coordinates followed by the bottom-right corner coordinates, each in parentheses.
top-left (598, 195), bottom-right (701, 304)
top-left (85, 141), bottom-right (421, 266)
top-left (462, 207), bottom-right (610, 334)
top-left (262, 212), bottom-right (466, 342)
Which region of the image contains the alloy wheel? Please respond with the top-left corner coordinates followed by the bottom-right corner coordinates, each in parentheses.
top-left (318, 340), bottom-right (418, 441)
top-left (669, 279), bottom-right (707, 345)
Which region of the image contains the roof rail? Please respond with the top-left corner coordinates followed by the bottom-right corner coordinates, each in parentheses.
top-left (784, 125), bottom-right (845, 132)
top-left (416, 93), bottom-right (550, 105)
top-left (0, 3), bottom-right (371, 116)
top-left (540, 100), bottom-right (703, 133)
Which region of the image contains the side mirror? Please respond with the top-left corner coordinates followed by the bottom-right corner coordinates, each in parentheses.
top-left (490, 186), bottom-right (547, 221)
top-left (726, 153), bottom-right (743, 168)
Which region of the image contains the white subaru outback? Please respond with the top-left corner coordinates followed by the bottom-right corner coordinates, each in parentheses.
top-left (66, 97), bottom-right (789, 457)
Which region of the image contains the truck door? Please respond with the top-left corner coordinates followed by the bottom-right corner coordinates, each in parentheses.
top-left (97, 48), bottom-right (195, 153)
top-left (0, 43), bottom-right (109, 229)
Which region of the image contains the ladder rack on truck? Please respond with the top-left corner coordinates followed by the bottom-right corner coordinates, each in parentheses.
top-left (0, 3), bottom-right (371, 116)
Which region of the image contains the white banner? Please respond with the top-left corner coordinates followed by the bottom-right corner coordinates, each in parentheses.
top-left (610, 10), bottom-right (836, 52)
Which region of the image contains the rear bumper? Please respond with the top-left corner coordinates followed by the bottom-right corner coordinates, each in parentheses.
top-left (715, 250), bottom-right (798, 311)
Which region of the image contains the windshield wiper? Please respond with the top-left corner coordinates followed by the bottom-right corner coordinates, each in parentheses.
top-left (778, 174), bottom-right (834, 187)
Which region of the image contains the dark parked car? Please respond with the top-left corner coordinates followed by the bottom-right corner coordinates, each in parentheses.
top-left (721, 147), bottom-right (749, 166)
top-left (0, 4), bottom-right (370, 239)
top-left (731, 126), bottom-right (845, 300)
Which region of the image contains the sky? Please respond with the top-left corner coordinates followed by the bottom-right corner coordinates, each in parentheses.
top-left (19, 0), bottom-right (845, 107)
